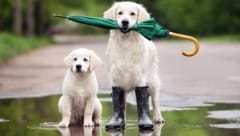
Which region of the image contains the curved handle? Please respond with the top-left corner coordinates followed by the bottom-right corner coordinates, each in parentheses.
top-left (169, 32), bottom-right (200, 57)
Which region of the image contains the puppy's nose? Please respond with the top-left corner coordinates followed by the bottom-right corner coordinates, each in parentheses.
top-left (76, 64), bottom-right (82, 71)
top-left (122, 20), bottom-right (129, 26)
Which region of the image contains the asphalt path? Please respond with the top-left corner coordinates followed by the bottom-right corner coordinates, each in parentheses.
top-left (0, 36), bottom-right (239, 101)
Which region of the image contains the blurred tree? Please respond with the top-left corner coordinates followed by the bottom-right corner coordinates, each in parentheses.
top-left (35, 0), bottom-right (45, 35)
top-left (212, 0), bottom-right (240, 34)
top-left (0, 0), bottom-right (239, 36)
top-left (155, 0), bottom-right (240, 35)
top-left (13, 0), bottom-right (23, 35)
top-left (27, 0), bottom-right (34, 37)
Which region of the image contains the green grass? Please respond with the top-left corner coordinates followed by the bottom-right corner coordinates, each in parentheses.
top-left (0, 33), bottom-right (51, 63)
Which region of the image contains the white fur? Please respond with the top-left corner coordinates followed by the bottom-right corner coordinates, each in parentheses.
top-left (58, 48), bottom-right (102, 127)
top-left (104, 1), bottom-right (164, 122)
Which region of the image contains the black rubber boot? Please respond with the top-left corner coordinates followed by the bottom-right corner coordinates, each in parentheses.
top-left (135, 86), bottom-right (154, 131)
top-left (105, 87), bottom-right (125, 131)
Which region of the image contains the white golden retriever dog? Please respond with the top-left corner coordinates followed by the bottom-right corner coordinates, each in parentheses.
top-left (104, 1), bottom-right (164, 125)
top-left (58, 48), bottom-right (102, 127)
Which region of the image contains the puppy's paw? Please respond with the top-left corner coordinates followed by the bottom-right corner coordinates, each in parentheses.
top-left (154, 112), bottom-right (165, 124)
top-left (84, 120), bottom-right (94, 127)
top-left (94, 119), bottom-right (100, 126)
top-left (58, 120), bottom-right (70, 128)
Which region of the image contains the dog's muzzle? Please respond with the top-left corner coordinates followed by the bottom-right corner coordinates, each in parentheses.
top-left (72, 65), bottom-right (83, 73)
top-left (75, 64), bottom-right (82, 73)
top-left (120, 20), bottom-right (131, 33)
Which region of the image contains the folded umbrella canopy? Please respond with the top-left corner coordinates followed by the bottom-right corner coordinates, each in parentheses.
top-left (53, 14), bottom-right (199, 57)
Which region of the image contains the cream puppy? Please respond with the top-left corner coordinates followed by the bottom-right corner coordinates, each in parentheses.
top-left (58, 48), bottom-right (102, 127)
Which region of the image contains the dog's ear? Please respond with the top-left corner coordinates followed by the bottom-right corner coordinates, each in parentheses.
top-left (89, 50), bottom-right (102, 71)
top-left (137, 4), bottom-right (150, 23)
top-left (103, 3), bottom-right (118, 20)
top-left (64, 51), bottom-right (73, 67)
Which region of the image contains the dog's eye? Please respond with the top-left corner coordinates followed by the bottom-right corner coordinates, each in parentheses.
top-left (118, 11), bottom-right (123, 15)
top-left (83, 58), bottom-right (88, 62)
top-left (130, 12), bottom-right (136, 16)
top-left (73, 58), bottom-right (77, 61)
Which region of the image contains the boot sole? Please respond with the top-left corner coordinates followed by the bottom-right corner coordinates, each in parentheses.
top-left (139, 124), bottom-right (154, 131)
top-left (105, 123), bottom-right (125, 131)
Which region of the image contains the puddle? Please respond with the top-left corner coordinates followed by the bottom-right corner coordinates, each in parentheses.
top-left (207, 110), bottom-right (240, 120)
top-left (207, 110), bottom-right (240, 129)
top-left (0, 91), bottom-right (239, 136)
top-left (209, 123), bottom-right (240, 129)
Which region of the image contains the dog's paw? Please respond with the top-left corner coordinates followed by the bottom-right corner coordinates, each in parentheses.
top-left (94, 119), bottom-right (100, 126)
top-left (84, 121), bottom-right (94, 127)
top-left (58, 120), bottom-right (70, 128)
top-left (154, 112), bottom-right (165, 124)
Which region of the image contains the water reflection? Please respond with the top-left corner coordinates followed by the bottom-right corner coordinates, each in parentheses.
top-left (104, 124), bottom-right (163, 136)
top-left (0, 94), bottom-right (239, 136)
top-left (58, 126), bottom-right (101, 136)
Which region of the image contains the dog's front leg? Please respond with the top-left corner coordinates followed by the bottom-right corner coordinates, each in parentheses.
top-left (84, 97), bottom-right (95, 127)
top-left (152, 92), bottom-right (164, 123)
top-left (93, 99), bottom-right (102, 125)
top-left (58, 96), bottom-right (72, 127)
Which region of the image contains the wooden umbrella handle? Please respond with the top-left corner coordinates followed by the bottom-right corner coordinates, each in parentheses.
top-left (169, 32), bottom-right (200, 57)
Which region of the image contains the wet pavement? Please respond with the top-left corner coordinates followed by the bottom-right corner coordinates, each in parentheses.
top-left (0, 37), bottom-right (240, 135)
top-left (0, 37), bottom-right (240, 100)
top-left (0, 92), bottom-right (240, 136)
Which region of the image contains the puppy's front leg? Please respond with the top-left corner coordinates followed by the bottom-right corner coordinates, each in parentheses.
top-left (84, 97), bottom-right (95, 127)
top-left (93, 99), bottom-right (102, 125)
top-left (58, 96), bottom-right (72, 127)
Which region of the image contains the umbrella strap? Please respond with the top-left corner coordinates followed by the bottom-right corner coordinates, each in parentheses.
top-left (169, 32), bottom-right (200, 57)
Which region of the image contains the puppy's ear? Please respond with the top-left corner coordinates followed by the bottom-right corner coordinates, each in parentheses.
top-left (137, 5), bottom-right (150, 23)
top-left (89, 50), bottom-right (102, 71)
top-left (103, 3), bottom-right (118, 20)
top-left (64, 51), bottom-right (73, 67)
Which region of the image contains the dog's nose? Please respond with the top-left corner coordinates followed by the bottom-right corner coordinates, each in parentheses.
top-left (122, 20), bottom-right (129, 26)
top-left (76, 64), bottom-right (82, 71)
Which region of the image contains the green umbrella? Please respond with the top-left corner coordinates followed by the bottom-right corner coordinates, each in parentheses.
top-left (53, 14), bottom-right (199, 57)
top-left (131, 18), bottom-right (169, 40)
top-left (53, 14), bottom-right (169, 40)
top-left (53, 14), bottom-right (121, 30)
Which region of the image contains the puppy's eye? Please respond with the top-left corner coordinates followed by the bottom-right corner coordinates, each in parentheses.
top-left (74, 58), bottom-right (77, 61)
top-left (130, 12), bottom-right (136, 16)
top-left (118, 11), bottom-right (123, 15)
top-left (83, 58), bottom-right (88, 62)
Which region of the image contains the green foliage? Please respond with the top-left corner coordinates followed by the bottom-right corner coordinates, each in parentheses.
top-left (0, 33), bottom-right (50, 63)
top-left (0, 0), bottom-right (14, 30)
top-left (1, 0), bottom-right (240, 36)
top-left (153, 0), bottom-right (240, 35)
